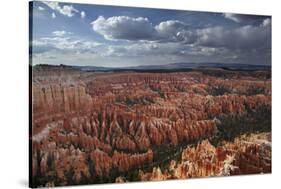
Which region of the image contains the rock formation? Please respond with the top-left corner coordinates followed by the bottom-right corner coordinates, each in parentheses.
top-left (31, 65), bottom-right (271, 187)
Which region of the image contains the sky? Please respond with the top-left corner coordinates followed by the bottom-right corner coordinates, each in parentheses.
top-left (30, 1), bottom-right (272, 67)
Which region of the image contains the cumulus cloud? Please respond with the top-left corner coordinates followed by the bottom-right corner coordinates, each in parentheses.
top-left (81, 11), bottom-right (86, 19)
top-left (196, 19), bottom-right (271, 50)
top-left (34, 13), bottom-right (271, 66)
top-left (91, 16), bottom-right (198, 43)
top-left (155, 20), bottom-right (196, 43)
top-left (90, 15), bottom-right (271, 65)
top-left (42, 1), bottom-right (79, 17)
top-left (92, 16), bottom-right (156, 40)
top-left (155, 20), bottom-right (186, 37)
top-left (91, 15), bottom-right (271, 53)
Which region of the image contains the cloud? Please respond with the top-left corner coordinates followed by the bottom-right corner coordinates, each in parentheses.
top-left (42, 1), bottom-right (79, 17)
top-left (155, 20), bottom-right (186, 36)
top-left (102, 42), bottom-right (191, 59)
top-left (32, 36), bottom-right (106, 66)
top-left (98, 41), bottom-right (246, 66)
top-left (51, 12), bottom-right (56, 19)
top-left (32, 40), bottom-right (57, 54)
top-left (52, 30), bottom-right (72, 36)
top-left (155, 20), bottom-right (192, 43)
top-left (81, 11), bottom-right (86, 19)
top-left (262, 18), bottom-right (271, 27)
top-left (91, 16), bottom-right (156, 40)
top-left (224, 13), bottom-right (243, 23)
top-left (196, 18), bottom-right (271, 50)
top-left (91, 16), bottom-right (198, 43)
top-left (38, 6), bottom-right (45, 11)
top-left (32, 36), bottom-right (101, 55)
top-left (223, 13), bottom-right (267, 24)
top-left (90, 15), bottom-right (271, 65)
top-left (155, 20), bottom-right (197, 44)
top-left (33, 14), bottom-right (271, 66)
top-left (91, 15), bottom-right (271, 52)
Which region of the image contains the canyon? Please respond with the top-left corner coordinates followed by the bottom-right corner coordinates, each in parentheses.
top-left (31, 65), bottom-right (271, 187)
